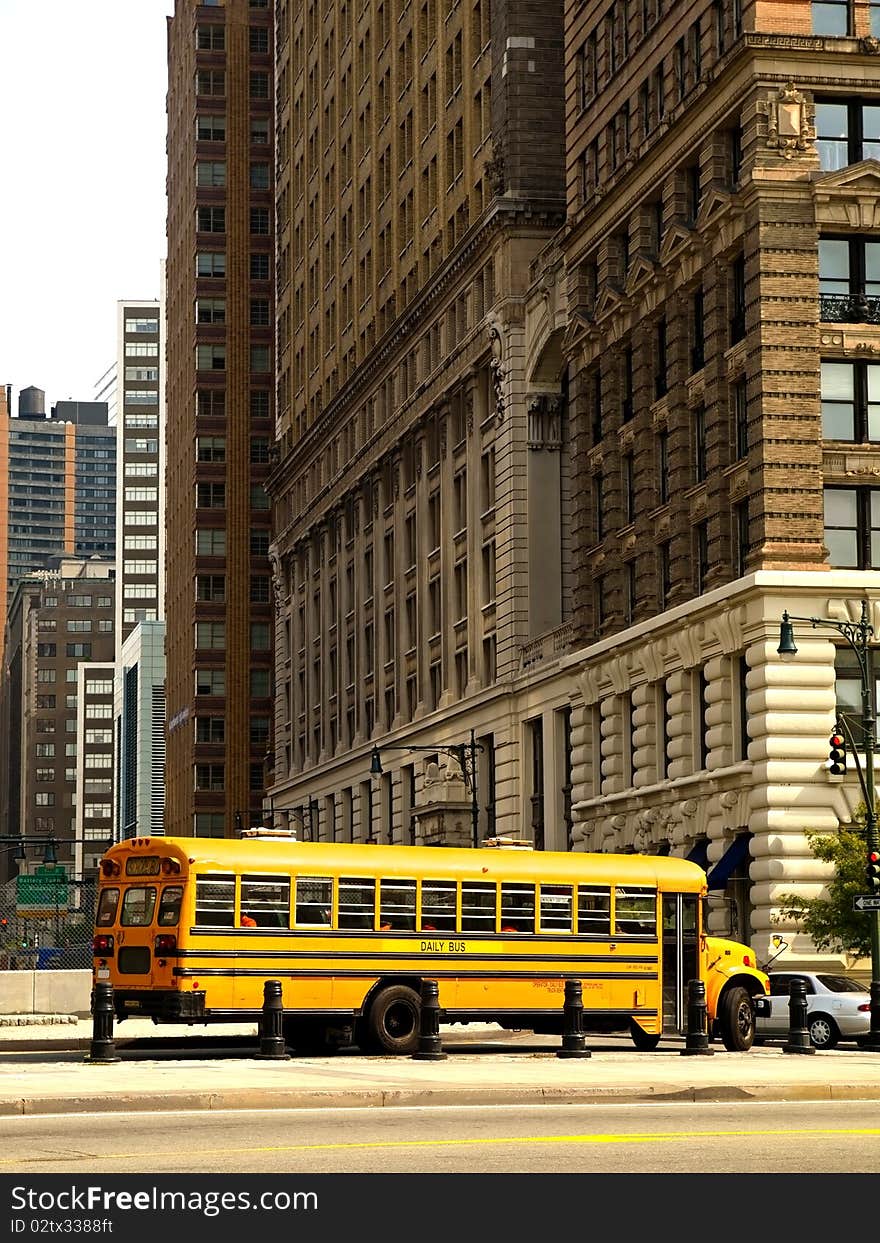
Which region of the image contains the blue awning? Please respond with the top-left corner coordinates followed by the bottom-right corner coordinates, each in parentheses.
top-left (686, 838), bottom-right (710, 870)
top-left (706, 833), bottom-right (752, 890)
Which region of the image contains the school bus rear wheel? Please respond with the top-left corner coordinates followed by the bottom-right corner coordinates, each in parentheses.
top-left (364, 984), bottom-right (421, 1054)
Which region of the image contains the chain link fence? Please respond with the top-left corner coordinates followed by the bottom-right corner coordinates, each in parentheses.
top-left (0, 877), bottom-right (97, 970)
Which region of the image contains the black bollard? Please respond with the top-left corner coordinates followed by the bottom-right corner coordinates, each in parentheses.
top-left (680, 978), bottom-right (714, 1056)
top-left (783, 976), bottom-right (816, 1054)
top-left (86, 981), bottom-right (120, 1064)
top-left (256, 979), bottom-right (290, 1060)
top-left (556, 978), bottom-right (592, 1058)
top-left (412, 978), bottom-right (447, 1060)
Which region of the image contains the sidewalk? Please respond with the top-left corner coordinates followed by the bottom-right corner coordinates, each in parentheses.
top-left (0, 1017), bottom-right (877, 1116)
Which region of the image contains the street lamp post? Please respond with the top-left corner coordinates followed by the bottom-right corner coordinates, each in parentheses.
top-left (370, 729), bottom-right (484, 848)
top-left (778, 600), bottom-right (880, 1049)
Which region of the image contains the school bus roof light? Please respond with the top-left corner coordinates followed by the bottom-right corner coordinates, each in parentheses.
top-left (161, 857), bottom-right (181, 875)
top-left (100, 859), bottom-right (120, 878)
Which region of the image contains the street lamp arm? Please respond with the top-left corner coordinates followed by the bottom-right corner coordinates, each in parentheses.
top-left (782, 607), bottom-right (873, 677)
top-left (369, 730), bottom-right (485, 849)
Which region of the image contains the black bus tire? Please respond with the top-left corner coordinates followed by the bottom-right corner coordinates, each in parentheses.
top-left (364, 984), bottom-right (421, 1054)
top-left (718, 985), bottom-right (755, 1051)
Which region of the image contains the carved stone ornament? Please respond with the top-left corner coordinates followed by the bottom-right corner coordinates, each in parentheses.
top-left (862, 35), bottom-right (880, 54)
top-left (484, 142), bottom-right (506, 197)
top-left (764, 82), bottom-right (815, 159)
top-left (527, 394), bottom-right (563, 450)
top-left (488, 323), bottom-right (506, 423)
top-left (268, 550), bottom-right (287, 617)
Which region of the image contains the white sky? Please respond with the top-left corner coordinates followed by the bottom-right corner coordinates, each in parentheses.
top-left (0, 0), bottom-right (175, 414)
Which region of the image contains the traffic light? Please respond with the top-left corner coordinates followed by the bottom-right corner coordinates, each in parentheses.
top-left (827, 730), bottom-right (846, 776)
top-left (868, 850), bottom-right (880, 893)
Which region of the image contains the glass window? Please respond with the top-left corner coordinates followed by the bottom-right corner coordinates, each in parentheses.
top-left (614, 886), bottom-right (657, 936)
top-left (95, 888), bottom-right (119, 927)
top-left (195, 875), bottom-right (235, 926)
top-left (197, 115), bottom-right (226, 142)
top-left (834, 645), bottom-right (880, 719)
top-left (197, 252), bottom-right (226, 278)
top-left (577, 885), bottom-right (611, 935)
top-left (815, 101), bottom-right (850, 171)
top-left (420, 879), bottom-right (456, 931)
top-left (499, 882), bottom-right (535, 932)
top-left (337, 876), bottom-right (376, 929)
top-left (240, 874), bottom-right (290, 928)
top-left (539, 884), bottom-right (573, 933)
top-left (379, 879), bottom-right (417, 930)
top-left (812, 0), bottom-right (850, 35)
top-left (120, 886), bottom-right (157, 927)
top-left (824, 487), bottom-right (859, 566)
top-left (196, 161), bottom-right (227, 187)
top-left (461, 881), bottom-right (496, 934)
top-left (158, 886), bottom-right (184, 927)
top-left (821, 362), bottom-right (855, 439)
top-left (295, 876), bottom-right (333, 925)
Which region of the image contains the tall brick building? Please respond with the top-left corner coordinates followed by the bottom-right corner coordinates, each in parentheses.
top-left (546, 0), bottom-right (880, 965)
top-left (263, 0), bottom-right (879, 973)
top-left (268, 1), bottom-right (568, 845)
top-left (164, 0), bottom-right (275, 835)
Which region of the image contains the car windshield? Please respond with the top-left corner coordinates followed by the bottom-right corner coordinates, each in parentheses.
top-left (816, 974), bottom-right (866, 993)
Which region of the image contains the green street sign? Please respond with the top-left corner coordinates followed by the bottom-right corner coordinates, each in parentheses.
top-left (16, 866), bottom-right (69, 911)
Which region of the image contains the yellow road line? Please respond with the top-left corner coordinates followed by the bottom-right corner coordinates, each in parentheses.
top-left (4, 1126), bottom-right (880, 1165)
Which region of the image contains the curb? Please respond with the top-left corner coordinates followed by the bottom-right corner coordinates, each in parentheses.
top-left (2, 1081), bottom-right (880, 1116)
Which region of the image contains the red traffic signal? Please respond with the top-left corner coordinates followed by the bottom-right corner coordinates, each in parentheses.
top-left (867, 850), bottom-right (880, 893)
top-left (827, 731), bottom-right (847, 776)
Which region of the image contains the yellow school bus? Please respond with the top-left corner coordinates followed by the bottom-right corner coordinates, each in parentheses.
top-left (92, 833), bottom-right (769, 1053)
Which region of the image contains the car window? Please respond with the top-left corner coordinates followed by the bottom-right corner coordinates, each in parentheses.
top-left (816, 974), bottom-right (866, 993)
top-left (769, 976), bottom-right (792, 996)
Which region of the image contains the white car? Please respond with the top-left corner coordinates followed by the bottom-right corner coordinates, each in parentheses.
top-left (754, 972), bottom-right (871, 1049)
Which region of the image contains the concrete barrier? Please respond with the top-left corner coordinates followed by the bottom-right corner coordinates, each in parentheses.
top-left (0, 970), bottom-right (91, 1016)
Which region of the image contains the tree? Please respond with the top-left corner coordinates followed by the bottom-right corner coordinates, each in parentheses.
top-left (774, 819), bottom-right (872, 962)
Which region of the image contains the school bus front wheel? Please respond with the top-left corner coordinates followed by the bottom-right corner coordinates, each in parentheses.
top-left (716, 985), bottom-right (756, 1052)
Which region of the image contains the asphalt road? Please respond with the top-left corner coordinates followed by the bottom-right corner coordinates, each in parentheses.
top-left (3, 1099), bottom-right (879, 1174)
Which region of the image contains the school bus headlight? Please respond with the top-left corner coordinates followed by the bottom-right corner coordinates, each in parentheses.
top-left (154, 934), bottom-right (177, 953)
top-left (93, 934), bottom-right (114, 955)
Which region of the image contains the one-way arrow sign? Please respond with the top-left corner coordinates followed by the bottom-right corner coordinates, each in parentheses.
top-left (853, 894), bottom-right (880, 912)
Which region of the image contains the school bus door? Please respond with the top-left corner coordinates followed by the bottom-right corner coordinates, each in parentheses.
top-left (661, 894), bottom-right (699, 1033)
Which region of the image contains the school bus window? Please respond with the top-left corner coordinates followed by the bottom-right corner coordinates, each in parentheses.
top-left (500, 882), bottom-right (535, 932)
top-left (157, 886), bottom-right (184, 927)
top-left (96, 887), bottom-right (119, 927)
top-left (577, 885), bottom-right (611, 935)
top-left (379, 878), bottom-right (416, 930)
top-left (615, 886), bottom-right (657, 936)
top-left (420, 879), bottom-right (456, 931)
top-left (295, 876), bottom-right (332, 925)
top-left (461, 881), bottom-right (496, 933)
top-left (241, 874), bottom-right (290, 928)
top-left (120, 886), bottom-right (157, 927)
top-left (338, 876), bottom-right (376, 929)
top-left (539, 884), bottom-right (573, 933)
top-left (195, 874), bottom-right (235, 927)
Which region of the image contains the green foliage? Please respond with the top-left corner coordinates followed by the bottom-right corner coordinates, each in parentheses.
top-left (773, 823), bottom-right (873, 960)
